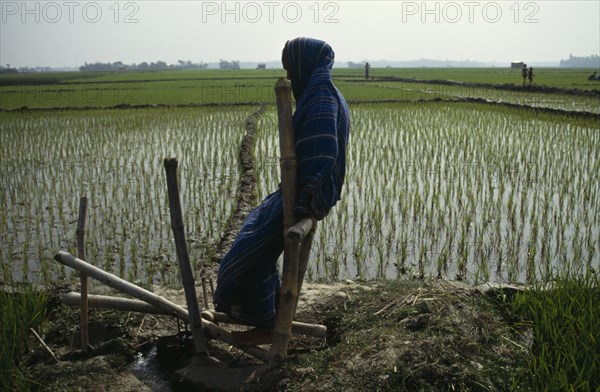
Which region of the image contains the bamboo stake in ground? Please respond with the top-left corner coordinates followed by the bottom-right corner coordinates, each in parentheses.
top-left (201, 276), bottom-right (210, 309)
top-left (164, 158), bottom-right (208, 356)
top-left (77, 196), bottom-right (89, 353)
top-left (296, 222), bottom-right (316, 300)
top-left (270, 77), bottom-right (301, 367)
top-left (288, 216), bottom-right (316, 294)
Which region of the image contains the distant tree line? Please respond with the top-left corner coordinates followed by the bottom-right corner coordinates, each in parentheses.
top-left (78, 60), bottom-right (209, 72)
top-left (1, 65), bottom-right (54, 74)
top-left (0, 65), bottom-right (18, 74)
top-left (559, 55), bottom-right (600, 68)
top-left (219, 60), bottom-right (240, 70)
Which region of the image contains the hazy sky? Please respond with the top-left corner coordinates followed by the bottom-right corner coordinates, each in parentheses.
top-left (1, 0), bottom-right (598, 67)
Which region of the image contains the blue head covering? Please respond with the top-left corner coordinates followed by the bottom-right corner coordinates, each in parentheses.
top-left (282, 37), bottom-right (350, 221)
top-left (283, 37), bottom-right (335, 101)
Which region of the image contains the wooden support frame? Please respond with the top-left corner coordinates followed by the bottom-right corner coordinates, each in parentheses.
top-left (61, 293), bottom-right (327, 339)
top-left (54, 84), bottom-right (325, 366)
top-left (53, 252), bottom-right (270, 363)
top-left (203, 310), bottom-right (326, 338)
top-left (269, 78), bottom-right (318, 367)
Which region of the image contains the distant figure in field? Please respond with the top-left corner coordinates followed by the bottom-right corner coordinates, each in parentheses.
top-left (588, 71), bottom-right (598, 81)
top-left (365, 62), bottom-right (371, 80)
top-left (521, 64), bottom-right (528, 85)
top-left (528, 67), bottom-right (535, 84)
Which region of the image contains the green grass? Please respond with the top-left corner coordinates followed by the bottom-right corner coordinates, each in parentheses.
top-left (4, 67), bottom-right (597, 88)
top-left (0, 76), bottom-right (279, 108)
top-left (0, 283), bottom-right (48, 391)
top-left (2, 101), bottom-right (597, 285)
top-left (511, 270), bottom-right (600, 391)
top-left (0, 69), bottom-right (286, 108)
top-left (1, 68), bottom-right (598, 110)
top-left (0, 69), bottom-right (283, 84)
top-left (338, 79), bottom-right (600, 113)
top-left (337, 67), bottom-right (600, 90)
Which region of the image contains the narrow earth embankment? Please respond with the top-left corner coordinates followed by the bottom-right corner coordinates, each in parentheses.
top-left (206, 104), bottom-right (266, 271)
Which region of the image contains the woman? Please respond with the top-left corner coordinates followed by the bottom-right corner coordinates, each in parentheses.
top-left (213, 37), bottom-right (350, 344)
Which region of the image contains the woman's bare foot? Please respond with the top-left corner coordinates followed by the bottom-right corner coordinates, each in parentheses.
top-left (231, 328), bottom-right (274, 345)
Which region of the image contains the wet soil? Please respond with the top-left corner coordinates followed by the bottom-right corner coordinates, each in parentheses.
top-left (22, 280), bottom-right (530, 391)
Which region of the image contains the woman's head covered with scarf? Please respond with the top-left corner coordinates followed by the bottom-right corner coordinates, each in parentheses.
top-left (281, 37), bottom-right (335, 101)
top-left (279, 37), bottom-right (350, 221)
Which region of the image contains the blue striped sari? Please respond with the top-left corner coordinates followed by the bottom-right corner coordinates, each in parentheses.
top-left (214, 38), bottom-right (350, 327)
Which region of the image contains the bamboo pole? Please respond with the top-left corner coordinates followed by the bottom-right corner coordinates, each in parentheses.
top-left (61, 293), bottom-right (327, 338)
top-left (291, 219), bottom-right (315, 311)
top-left (289, 217), bottom-right (315, 304)
top-left (53, 252), bottom-right (270, 362)
top-left (297, 225), bottom-right (316, 297)
top-left (55, 251), bottom-right (187, 318)
top-left (76, 196), bottom-right (89, 353)
top-left (30, 328), bottom-right (59, 363)
top-left (201, 276), bottom-right (210, 309)
top-left (164, 158), bottom-right (208, 356)
top-left (270, 77), bottom-right (300, 367)
top-left (202, 310), bottom-right (326, 339)
top-left (209, 277), bottom-right (215, 299)
top-left (62, 292), bottom-right (169, 315)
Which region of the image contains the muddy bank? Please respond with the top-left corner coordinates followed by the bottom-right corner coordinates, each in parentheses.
top-left (22, 279), bottom-right (530, 391)
top-left (0, 101), bottom-right (265, 112)
top-left (206, 104), bottom-right (266, 270)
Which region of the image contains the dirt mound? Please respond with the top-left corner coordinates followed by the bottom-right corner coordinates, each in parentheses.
top-left (245, 280), bottom-right (529, 391)
top-left (23, 280), bottom-right (529, 391)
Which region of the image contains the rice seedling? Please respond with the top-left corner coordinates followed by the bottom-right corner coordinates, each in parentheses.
top-left (1, 99), bottom-right (598, 286)
top-left (0, 107), bottom-right (250, 285)
top-left (252, 101), bottom-right (599, 283)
